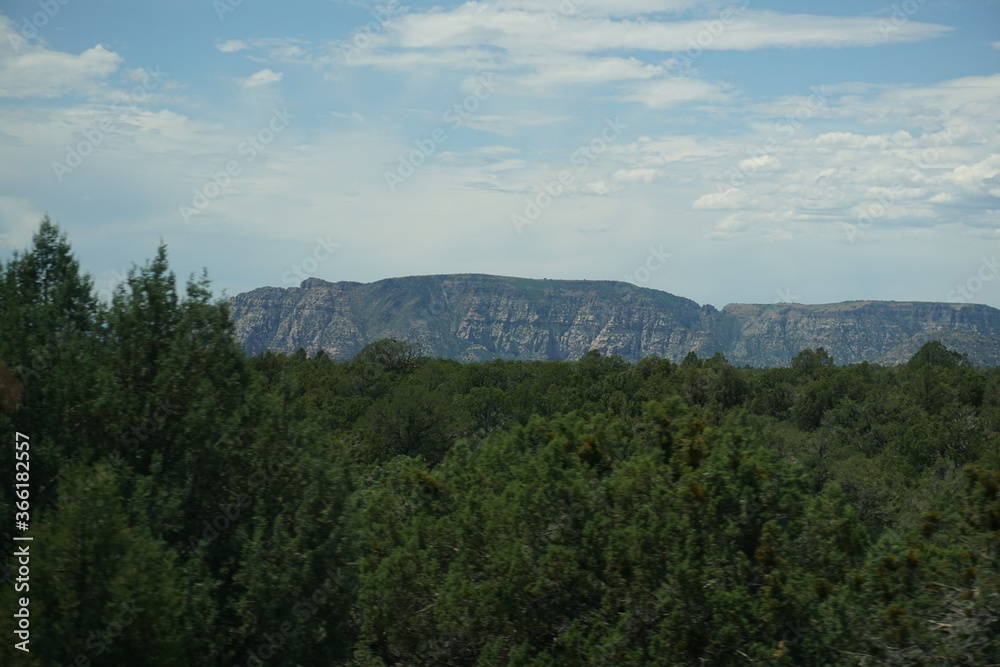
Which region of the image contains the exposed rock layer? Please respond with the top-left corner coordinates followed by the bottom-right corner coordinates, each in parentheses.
top-left (228, 275), bottom-right (1000, 366)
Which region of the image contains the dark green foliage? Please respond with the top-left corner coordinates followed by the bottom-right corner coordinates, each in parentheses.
top-left (354, 337), bottom-right (422, 375)
top-left (791, 346), bottom-right (836, 377)
top-left (908, 339), bottom-right (971, 369)
top-left (0, 462), bottom-right (186, 665)
top-left (358, 383), bottom-right (454, 464)
top-left (0, 218), bottom-right (103, 512)
top-left (2, 218), bottom-right (1000, 665)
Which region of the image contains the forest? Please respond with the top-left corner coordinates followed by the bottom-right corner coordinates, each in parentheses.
top-left (1, 219), bottom-right (998, 666)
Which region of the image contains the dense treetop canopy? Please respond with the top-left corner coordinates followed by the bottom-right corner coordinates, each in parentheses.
top-left (1, 220), bottom-right (998, 665)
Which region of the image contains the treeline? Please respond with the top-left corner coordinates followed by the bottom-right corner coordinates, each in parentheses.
top-left (0, 219), bottom-right (998, 665)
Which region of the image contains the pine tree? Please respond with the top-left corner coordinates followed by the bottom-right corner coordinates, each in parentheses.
top-left (0, 462), bottom-right (185, 665)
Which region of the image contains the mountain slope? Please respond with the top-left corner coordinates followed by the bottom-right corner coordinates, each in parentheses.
top-left (722, 301), bottom-right (1000, 366)
top-left (230, 274), bottom-right (734, 362)
top-left (228, 275), bottom-right (1000, 366)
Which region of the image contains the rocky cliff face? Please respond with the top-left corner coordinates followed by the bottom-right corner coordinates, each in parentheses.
top-left (722, 301), bottom-right (1000, 366)
top-left (228, 275), bottom-right (1000, 366)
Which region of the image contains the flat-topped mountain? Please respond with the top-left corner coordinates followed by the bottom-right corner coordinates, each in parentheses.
top-left (228, 274), bottom-right (1000, 366)
top-left (721, 301), bottom-right (1000, 366)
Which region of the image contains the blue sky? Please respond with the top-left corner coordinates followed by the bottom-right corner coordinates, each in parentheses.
top-left (1, 0), bottom-right (998, 309)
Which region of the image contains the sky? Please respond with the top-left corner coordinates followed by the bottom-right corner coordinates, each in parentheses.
top-left (0, 0), bottom-right (998, 309)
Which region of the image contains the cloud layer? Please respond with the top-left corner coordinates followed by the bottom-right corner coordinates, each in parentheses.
top-left (0, 1), bottom-right (996, 312)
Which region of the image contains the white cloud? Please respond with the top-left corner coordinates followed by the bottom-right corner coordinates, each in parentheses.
top-left (943, 155), bottom-right (1000, 192)
top-left (496, 0), bottom-right (712, 18)
top-left (625, 77), bottom-right (731, 109)
top-left (593, 73), bottom-right (1000, 241)
top-left (0, 1), bottom-right (994, 314)
top-left (0, 16), bottom-right (121, 99)
top-left (125, 67), bottom-right (151, 82)
top-left (237, 4), bottom-right (951, 96)
top-left (217, 39), bottom-right (248, 53)
top-left (738, 154), bottom-right (780, 172)
top-left (693, 188), bottom-right (743, 210)
top-left (242, 68), bottom-right (283, 88)
top-left (804, 75), bottom-right (1000, 135)
top-left (242, 38), bottom-right (316, 66)
top-left (880, 74), bottom-right (1000, 116)
top-left (620, 136), bottom-right (722, 167)
top-left (459, 113), bottom-right (573, 136)
top-left (382, 5), bottom-right (950, 56)
top-left (613, 167), bottom-right (657, 183)
top-left (330, 110), bottom-right (365, 123)
top-left (585, 180), bottom-right (611, 195)
top-left (517, 54), bottom-right (663, 87)
top-left (709, 10), bottom-right (951, 50)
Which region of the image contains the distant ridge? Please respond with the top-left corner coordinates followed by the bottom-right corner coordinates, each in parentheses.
top-left (228, 274), bottom-right (1000, 366)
